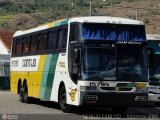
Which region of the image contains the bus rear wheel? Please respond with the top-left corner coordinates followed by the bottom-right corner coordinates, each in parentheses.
top-left (19, 84), bottom-right (24, 103)
top-left (21, 84), bottom-right (31, 103)
top-left (59, 86), bottom-right (72, 113)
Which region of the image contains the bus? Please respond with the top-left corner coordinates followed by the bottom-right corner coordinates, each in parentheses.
top-left (11, 16), bottom-right (148, 113)
top-left (147, 34), bottom-right (160, 105)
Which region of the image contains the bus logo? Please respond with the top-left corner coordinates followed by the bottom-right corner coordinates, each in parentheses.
top-left (70, 89), bottom-right (77, 101)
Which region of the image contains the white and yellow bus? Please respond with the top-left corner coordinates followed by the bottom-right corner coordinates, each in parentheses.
top-left (147, 34), bottom-right (160, 105)
top-left (11, 16), bottom-right (148, 113)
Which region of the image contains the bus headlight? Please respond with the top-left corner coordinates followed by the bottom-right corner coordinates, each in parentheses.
top-left (136, 87), bottom-right (147, 92)
top-left (80, 86), bottom-right (99, 91)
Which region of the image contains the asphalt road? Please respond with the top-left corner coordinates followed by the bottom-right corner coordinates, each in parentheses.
top-left (0, 91), bottom-right (160, 120)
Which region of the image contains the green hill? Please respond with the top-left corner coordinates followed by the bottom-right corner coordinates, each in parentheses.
top-left (0, 0), bottom-right (160, 34)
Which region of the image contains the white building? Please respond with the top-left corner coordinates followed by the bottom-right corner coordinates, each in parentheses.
top-left (0, 30), bottom-right (14, 90)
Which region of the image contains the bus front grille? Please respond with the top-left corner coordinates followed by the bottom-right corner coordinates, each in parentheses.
top-left (101, 87), bottom-right (133, 91)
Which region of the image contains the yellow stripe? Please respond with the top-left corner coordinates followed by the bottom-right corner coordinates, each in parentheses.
top-left (47, 19), bottom-right (66, 28)
top-left (32, 55), bottom-right (46, 98)
top-left (136, 83), bottom-right (147, 88)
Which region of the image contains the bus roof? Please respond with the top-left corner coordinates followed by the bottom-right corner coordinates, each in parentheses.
top-left (69, 16), bottom-right (144, 25)
top-left (13, 16), bottom-right (144, 37)
top-left (13, 19), bottom-right (69, 37)
top-left (147, 34), bottom-right (160, 41)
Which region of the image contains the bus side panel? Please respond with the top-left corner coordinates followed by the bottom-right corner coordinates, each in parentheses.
top-left (10, 55), bottom-right (45, 98)
top-left (10, 72), bottom-right (18, 93)
top-left (50, 53), bottom-right (67, 102)
top-left (32, 55), bottom-right (46, 98)
top-left (50, 53), bottom-right (79, 106)
top-left (39, 54), bottom-right (59, 101)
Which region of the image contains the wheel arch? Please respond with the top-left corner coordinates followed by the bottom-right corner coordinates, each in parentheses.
top-left (58, 81), bottom-right (66, 100)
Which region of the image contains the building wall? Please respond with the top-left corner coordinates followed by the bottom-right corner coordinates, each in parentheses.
top-left (0, 40), bottom-right (9, 54)
top-left (0, 40), bottom-right (10, 90)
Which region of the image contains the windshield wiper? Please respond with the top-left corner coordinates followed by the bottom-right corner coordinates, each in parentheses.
top-left (99, 57), bottom-right (115, 81)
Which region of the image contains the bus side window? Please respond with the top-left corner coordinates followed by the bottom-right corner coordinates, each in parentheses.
top-left (53, 31), bottom-right (58, 49)
top-left (37, 33), bottom-right (47, 51)
top-left (57, 29), bottom-right (63, 49)
top-left (43, 33), bottom-right (47, 50)
top-left (69, 24), bottom-right (80, 42)
top-left (47, 31), bottom-right (54, 50)
top-left (16, 38), bottom-right (22, 54)
top-left (62, 27), bottom-right (68, 49)
top-left (22, 36), bottom-right (29, 53)
top-left (12, 39), bottom-right (16, 54)
top-left (29, 35), bottom-right (37, 52)
top-left (37, 33), bottom-right (43, 51)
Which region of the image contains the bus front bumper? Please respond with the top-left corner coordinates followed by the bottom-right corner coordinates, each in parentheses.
top-left (148, 93), bottom-right (160, 102)
top-left (79, 92), bottom-right (148, 106)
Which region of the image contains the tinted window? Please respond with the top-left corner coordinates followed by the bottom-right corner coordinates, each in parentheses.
top-left (12, 39), bottom-right (16, 54)
top-left (16, 38), bottom-right (22, 54)
top-left (37, 33), bottom-right (47, 51)
top-left (62, 28), bottom-right (68, 48)
top-left (58, 29), bottom-right (63, 49)
top-left (22, 36), bottom-right (29, 53)
top-left (29, 35), bottom-right (37, 52)
top-left (47, 31), bottom-right (56, 50)
top-left (70, 24), bottom-right (80, 41)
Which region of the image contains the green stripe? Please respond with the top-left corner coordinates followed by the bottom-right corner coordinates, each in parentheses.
top-left (43, 54), bottom-right (59, 100)
top-left (54, 19), bottom-right (69, 27)
top-left (39, 54), bottom-right (59, 100)
top-left (39, 55), bottom-right (52, 99)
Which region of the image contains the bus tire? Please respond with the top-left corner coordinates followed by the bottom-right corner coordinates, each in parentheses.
top-left (112, 106), bottom-right (128, 114)
top-left (23, 84), bottom-right (31, 103)
top-left (58, 86), bottom-right (72, 113)
top-left (19, 84), bottom-right (24, 103)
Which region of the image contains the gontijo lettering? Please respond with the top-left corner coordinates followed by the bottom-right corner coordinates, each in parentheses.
top-left (22, 59), bottom-right (36, 67)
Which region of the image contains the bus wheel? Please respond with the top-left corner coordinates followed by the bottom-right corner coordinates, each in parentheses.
top-left (23, 84), bottom-right (31, 103)
top-left (19, 85), bottom-right (24, 103)
top-left (112, 106), bottom-right (128, 114)
top-left (59, 86), bottom-right (72, 113)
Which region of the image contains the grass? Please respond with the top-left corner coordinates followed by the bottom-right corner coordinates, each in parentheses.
top-left (0, 15), bottom-right (12, 25)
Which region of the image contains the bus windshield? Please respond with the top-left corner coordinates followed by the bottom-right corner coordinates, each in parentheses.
top-left (117, 45), bottom-right (147, 81)
top-left (81, 44), bottom-right (147, 82)
top-left (148, 41), bottom-right (160, 85)
top-left (82, 23), bottom-right (146, 42)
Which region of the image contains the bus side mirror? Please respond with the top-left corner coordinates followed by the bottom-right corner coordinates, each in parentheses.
top-left (73, 48), bottom-right (80, 64)
top-left (148, 48), bottom-right (155, 68)
top-left (72, 47), bottom-right (80, 81)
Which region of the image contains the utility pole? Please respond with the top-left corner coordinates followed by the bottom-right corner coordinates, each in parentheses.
top-left (90, 0), bottom-right (92, 16)
top-left (136, 10), bottom-right (138, 20)
top-left (71, 0), bottom-right (74, 7)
